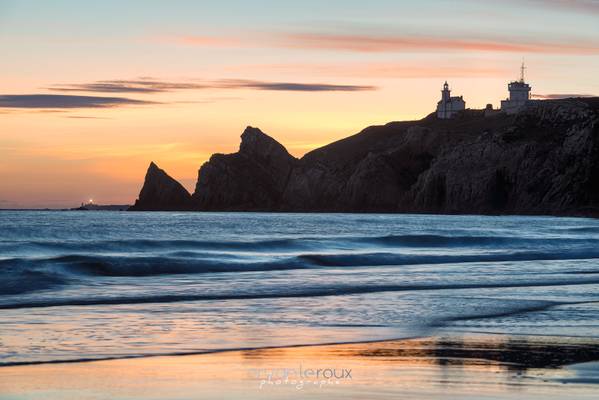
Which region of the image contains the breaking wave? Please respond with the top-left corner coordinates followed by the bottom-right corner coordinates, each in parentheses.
top-left (3, 278), bottom-right (599, 310)
top-left (1, 234), bottom-right (597, 254)
top-left (2, 232), bottom-right (598, 296)
top-left (1, 245), bottom-right (599, 289)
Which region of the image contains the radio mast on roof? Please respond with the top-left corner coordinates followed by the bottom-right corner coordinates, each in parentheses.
top-left (501, 62), bottom-right (532, 114)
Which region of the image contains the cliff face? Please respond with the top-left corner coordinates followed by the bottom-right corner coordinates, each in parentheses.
top-left (399, 100), bottom-right (599, 216)
top-left (129, 162), bottom-right (193, 211)
top-left (131, 98), bottom-right (599, 216)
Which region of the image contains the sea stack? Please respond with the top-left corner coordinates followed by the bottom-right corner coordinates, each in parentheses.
top-left (129, 162), bottom-right (193, 211)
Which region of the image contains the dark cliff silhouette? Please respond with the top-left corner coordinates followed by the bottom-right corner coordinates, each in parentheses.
top-left (192, 126), bottom-right (296, 210)
top-left (130, 98), bottom-right (599, 217)
top-left (130, 162), bottom-right (193, 211)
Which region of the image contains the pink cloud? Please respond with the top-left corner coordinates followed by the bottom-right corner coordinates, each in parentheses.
top-left (170, 32), bottom-right (599, 55)
top-left (277, 33), bottom-right (599, 55)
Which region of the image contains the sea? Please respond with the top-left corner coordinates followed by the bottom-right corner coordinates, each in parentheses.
top-left (1, 211), bottom-right (599, 366)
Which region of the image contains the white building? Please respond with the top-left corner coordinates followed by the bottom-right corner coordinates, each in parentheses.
top-left (501, 63), bottom-right (531, 114)
top-left (436, 81), bottom-right (466, 119)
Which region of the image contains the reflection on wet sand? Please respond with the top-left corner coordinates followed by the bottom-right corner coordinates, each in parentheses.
top-left (1, 334), bottom-right (599, 400)
top-left (350, 335), bottom-right (599, 370)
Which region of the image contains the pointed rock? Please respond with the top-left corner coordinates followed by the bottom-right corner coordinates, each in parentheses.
top-left (239, 126), bottom-right (292, 160)
top-left (192, 126), bottom-right (296, 210)
top-left (129, 162), bottom-right (193, 211)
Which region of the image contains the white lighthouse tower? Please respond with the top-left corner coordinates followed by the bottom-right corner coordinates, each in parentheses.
top-left (501, 63), bottom-right (532, 114)
top-left (436, 81), bottom-right (466, 119)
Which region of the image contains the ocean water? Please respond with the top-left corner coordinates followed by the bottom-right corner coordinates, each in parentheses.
top-left (1, 211), bottom-right (599, 366)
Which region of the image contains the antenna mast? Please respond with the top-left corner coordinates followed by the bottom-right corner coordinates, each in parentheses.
top-left (520, 61), bottom-right (526, 83)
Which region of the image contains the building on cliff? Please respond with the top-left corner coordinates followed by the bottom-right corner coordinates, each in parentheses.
top-left (436, 81), bottom-right (466, 119)
top-left (501, 63), bottom-right (532, 114)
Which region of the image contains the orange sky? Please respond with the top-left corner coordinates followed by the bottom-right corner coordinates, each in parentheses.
top-left (1, 0), bottom-right (598, 208)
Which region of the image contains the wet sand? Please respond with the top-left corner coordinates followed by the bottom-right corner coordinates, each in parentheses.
top-left (1, 334), bottom-right (599, 399)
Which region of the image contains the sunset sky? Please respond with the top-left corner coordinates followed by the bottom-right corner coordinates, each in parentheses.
top-left (1, 0), bottom-right (599, 208)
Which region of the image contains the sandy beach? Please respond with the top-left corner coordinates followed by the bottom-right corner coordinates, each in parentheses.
top-left (2, 334), bottom-right (599, 400)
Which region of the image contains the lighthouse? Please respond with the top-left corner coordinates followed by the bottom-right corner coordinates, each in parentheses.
top-left (436, 81), bottom-right (466, 119)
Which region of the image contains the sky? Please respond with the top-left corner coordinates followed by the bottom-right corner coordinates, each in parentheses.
top-left (1, 0), bottom-right (599, 208)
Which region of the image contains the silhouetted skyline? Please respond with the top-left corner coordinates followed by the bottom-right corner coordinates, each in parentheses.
top-left (1, 0), bottom-right (598, 207)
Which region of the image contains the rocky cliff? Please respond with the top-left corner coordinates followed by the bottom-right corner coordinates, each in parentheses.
top-left (130, 98), bottom-right (599, 217)
top-left (129, 162), bottom-right (193, 211)
top-left (191, 126), bottom-right (297, 210)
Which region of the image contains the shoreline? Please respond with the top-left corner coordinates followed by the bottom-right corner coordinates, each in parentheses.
top-left (2, 334), bottom-right (599, 399)
top-left (0, 335), bottom-right (423, 368)
top-left (3, 331), bottom-right (599, 369)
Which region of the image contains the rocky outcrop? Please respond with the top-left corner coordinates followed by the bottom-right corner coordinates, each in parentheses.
top-left (192, 126), bottom-right (296, 210)
top-left (129, 162), bottom-right (193, 211)
top-left (399, 100), bottom-right (599, 216)
top-left (131, 98), bottom-right (599, 217)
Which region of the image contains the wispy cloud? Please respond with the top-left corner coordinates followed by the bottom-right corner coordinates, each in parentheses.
top-left (276, 33), bottom-right (599, 54)
top-left (0, 94), bottom-right (156, 109)
top-left (532, 93), bottom-right (596, 100)
top-left (49, 78), bottom-right (376, 93)
top-left (49, 79), bottom-right (208, 93)
top-left (174, 31), bottom-right (599, 55)
top-left (215, 79), bottom-right (375, 91)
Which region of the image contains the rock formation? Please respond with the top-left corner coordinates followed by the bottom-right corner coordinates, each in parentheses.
top-left (192, 126), bottom-right (296, 210)
top-left (130, 98), bottom-right (599, 217)
top-left (129, 162), bottom-right (193, 211)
